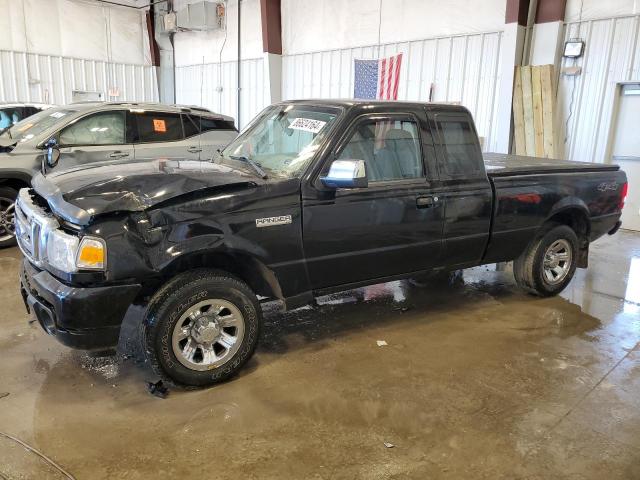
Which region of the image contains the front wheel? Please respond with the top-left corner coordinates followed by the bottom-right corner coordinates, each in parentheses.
top-left (0, 186), bottom-right (18, 248)
top-left (514, 224), bottom-right (579, 297)
top-left (142, 269), bottom-right (261, 387)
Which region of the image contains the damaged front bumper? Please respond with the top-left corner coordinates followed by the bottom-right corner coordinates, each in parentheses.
top-left (20, 259), bottom-right (141, 350)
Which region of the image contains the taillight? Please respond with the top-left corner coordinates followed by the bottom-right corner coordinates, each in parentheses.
top-left (620, 182), bottom-right (628, 210)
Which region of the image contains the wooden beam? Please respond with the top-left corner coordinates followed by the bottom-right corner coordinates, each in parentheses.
top-left (531, 66), bottom-right (545, 157)
top-left (540, 64), bottom-right (556, 158)
top-left (145, 8), bottom-right (160, 67)
top-left (512, 66), bottom-right (526, 155)
top-left (506, 0), bottom-right (531, 25)
top-left (520, 66), bottom-right (535, 156)
top-left (260, 0), bottom-right (282, 55)
top-left (535, 0), bottom-right (568, 23)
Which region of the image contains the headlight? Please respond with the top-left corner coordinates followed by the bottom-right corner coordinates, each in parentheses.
top-left (46, 230), bottom-right (79, 272)
top-left (45, 232), bottom-right (106, 272)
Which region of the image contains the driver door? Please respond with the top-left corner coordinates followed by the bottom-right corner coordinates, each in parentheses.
top-left (56, 110), bottom-right (134, 168)
top-left (302, 112), bottom-right (445, 289)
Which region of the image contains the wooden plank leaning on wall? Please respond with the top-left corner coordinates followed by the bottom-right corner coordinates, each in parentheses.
top-left (539, 65), bottom-right (556, 158)
top-left (531, 67), bottom-right (545, 157)
top-left (512, 64), bottom-right (557, 158)
top-left (512, 68), bottom-right (526, 155)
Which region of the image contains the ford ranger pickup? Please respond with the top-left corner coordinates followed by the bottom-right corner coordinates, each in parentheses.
top-left (17, 100), bottom-right (628, 387)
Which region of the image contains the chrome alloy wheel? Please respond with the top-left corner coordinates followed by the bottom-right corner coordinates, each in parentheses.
top-left (172, 299), bottom-right (246, 371)
top-left (543, 239), bottom-right (572, 285)
top-left (0, 198), bottom-right (15, 242)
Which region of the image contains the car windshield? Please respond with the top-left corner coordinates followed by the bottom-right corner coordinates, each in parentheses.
top-left (1, 107), bottom-right (77, 142)
top-left (219, 104), bottom-right (341, 179)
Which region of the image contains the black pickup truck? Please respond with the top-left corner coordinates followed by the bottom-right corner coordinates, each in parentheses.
top-left (17, 100), bottom-right (627, 387)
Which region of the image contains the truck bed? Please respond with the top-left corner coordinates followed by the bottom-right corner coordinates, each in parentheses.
top-left (483, 152), bottom-right (620, 177)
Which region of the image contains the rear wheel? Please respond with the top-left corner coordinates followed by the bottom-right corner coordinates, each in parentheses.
top-left (142, 269), bottom-right (261, 387)
top-left (514, 223), bottom-right (579, 296)
top-left (0, 186), bottom-right (18, 248)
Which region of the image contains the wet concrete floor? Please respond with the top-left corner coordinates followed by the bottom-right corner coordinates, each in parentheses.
top-left (1, 230), bottom-right (640, 479)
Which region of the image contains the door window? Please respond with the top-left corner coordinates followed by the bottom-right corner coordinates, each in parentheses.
top-left (338, 118), bottom-right (423, 182)
top-left (131, 112), bottom-right (183, 143)
top-left (200, 116), bottom-right (237, 132)
top-left (435, 116), bottom-right (482, 176)
top-left (183, 115), bottom-right (200, 138)
top-left (59, 111), bottom-right (125, 146)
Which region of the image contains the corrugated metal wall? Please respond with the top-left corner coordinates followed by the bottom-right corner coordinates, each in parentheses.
top-left (281, 31), bottom-right (503, 151)
top-left (0, 49), bottom-right (158, 104)
top-left (559, 14), bottom-right (640, 163)
top-left (175, 57), bottom-right (266, 129)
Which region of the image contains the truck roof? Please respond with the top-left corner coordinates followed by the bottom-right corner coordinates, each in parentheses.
top-left (278, 99), bottom-right (470, 113)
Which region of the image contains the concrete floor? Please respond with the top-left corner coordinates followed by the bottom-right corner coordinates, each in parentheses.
top-left (1, 231), bottom-right (640, 479)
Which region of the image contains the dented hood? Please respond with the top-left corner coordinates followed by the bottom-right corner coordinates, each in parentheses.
top-left (32, 159), bottom-right (261, 225)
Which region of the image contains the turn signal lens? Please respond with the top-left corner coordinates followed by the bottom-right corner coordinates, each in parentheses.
top-left (76, 237), bottom-right (106, 270)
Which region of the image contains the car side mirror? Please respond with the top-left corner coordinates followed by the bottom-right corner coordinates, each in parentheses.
top-left (320, 159), bottom-right (368, 189)
top-left (45, 138), bottom-right (60, 168)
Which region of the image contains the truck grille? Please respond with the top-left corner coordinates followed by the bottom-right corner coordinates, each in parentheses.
top-left (15, 189), bottom-right (60, 267)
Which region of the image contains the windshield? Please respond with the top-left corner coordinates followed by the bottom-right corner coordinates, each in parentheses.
top-left (219, 104), bottom-right (341, 179)
top-left (1, 108), bottom-right (77, 142)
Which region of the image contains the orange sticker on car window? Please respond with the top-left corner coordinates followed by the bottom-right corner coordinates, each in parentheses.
top-left (153, 119), bottom-right (166, 133)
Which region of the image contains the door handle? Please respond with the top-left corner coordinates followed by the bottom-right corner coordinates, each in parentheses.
top-left (109, 151), bottom-right (129, 159)
top-left (416, 195), bottom-right (439, 208)
top-left (188, 146), bottom-right (203, 153)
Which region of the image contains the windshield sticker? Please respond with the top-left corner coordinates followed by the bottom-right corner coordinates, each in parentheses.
top-left (17, 123), bottom-right (33, 132)
top-left (153, 119), bottom-right (167, 133)
top-left (288, 117), bottom-right (327, 134)
top-left (49, 111), bottom-right (67, 119)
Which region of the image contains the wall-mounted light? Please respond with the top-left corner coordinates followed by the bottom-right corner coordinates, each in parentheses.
top-left (563, 40), bottom-right (585, 58)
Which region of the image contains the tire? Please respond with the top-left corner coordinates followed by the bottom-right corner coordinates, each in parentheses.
top-left (513, 223), bottom-right (579, 297)
top-left (141, 269), bottom-right (261, 387)
top-left (0, 186), bottom-right (18, 248)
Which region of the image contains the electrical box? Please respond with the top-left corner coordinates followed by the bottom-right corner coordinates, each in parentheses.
top-left (163, 11), bottom-right (177, 32)
top-left (175, 1), bottom-right (224, 31)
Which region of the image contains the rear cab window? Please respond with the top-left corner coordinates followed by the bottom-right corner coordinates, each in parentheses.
top-left (434, 114), bottom-right (483, 177)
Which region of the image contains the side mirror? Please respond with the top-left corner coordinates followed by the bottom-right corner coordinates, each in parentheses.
top-left (320, 159), bottom-right (368, 189)
top-left (45, 138), bottom-right (60, 168)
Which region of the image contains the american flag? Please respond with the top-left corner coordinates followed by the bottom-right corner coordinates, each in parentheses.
top-left (354, 53), bottom-right (403, 100)
top-left (354, 53), bottom-right (403, 147)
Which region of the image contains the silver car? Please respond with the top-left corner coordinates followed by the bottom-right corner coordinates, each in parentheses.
top-left (0, 102), bottom-right (238, 247)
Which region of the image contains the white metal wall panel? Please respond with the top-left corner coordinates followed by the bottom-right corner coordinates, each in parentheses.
top-left (175, 57), bottom-right (266, 129)
top-left (0, 49), bottom-right (158, 105)
top-left (559, 14), bottom-right (640, 163)
top-left (282, 31), bottom-right (503, 151)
